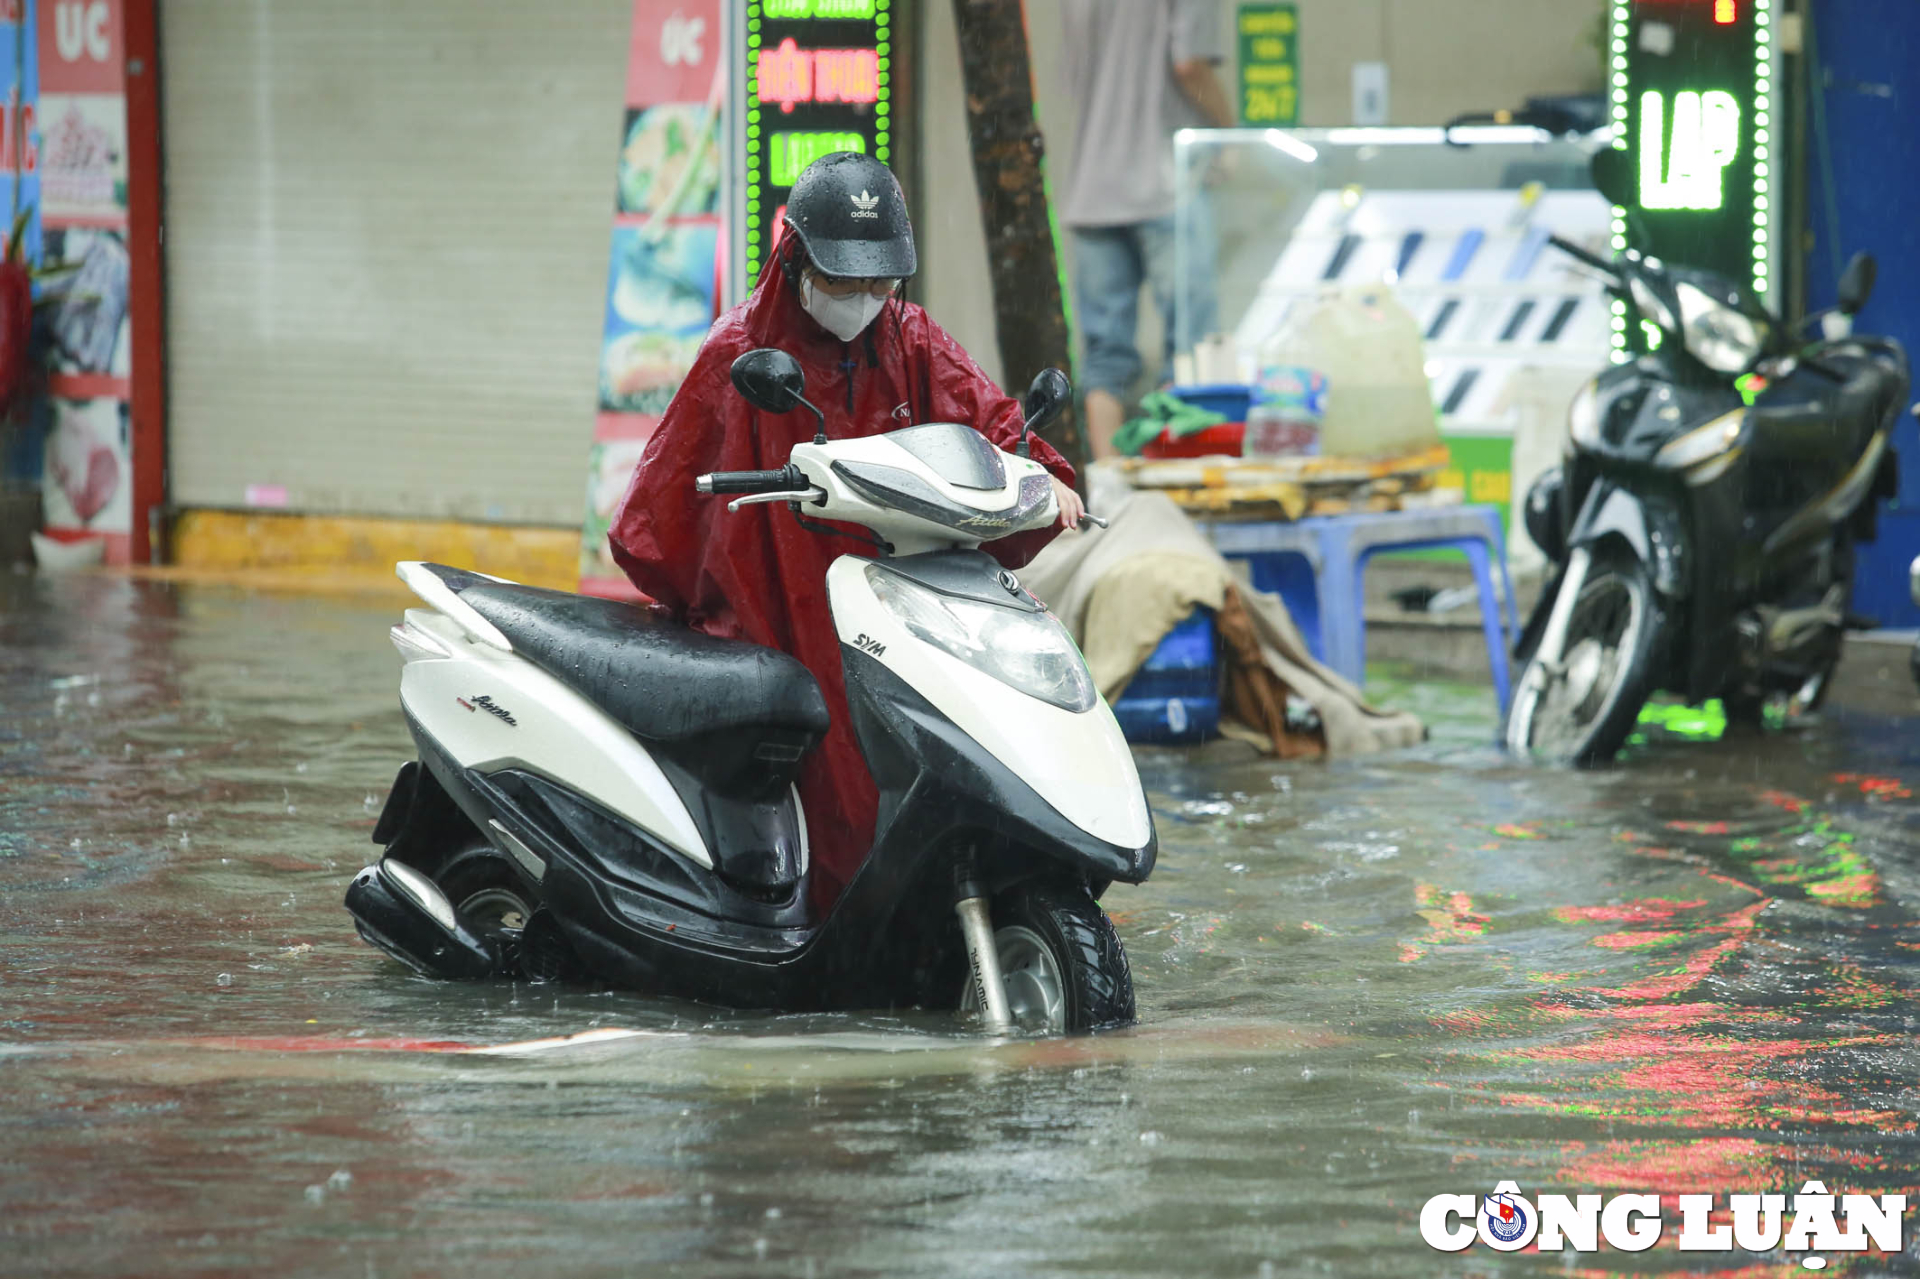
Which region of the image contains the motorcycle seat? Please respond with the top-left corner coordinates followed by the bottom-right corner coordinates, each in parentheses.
top-left (449, 578), bottom-right (830, 745)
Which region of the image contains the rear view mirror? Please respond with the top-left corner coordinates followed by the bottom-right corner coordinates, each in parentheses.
top-left (1589, 148), bottom-right (1634, 209)
top-left (730, 349), bottom-right (807, 414)
top-left (1837, 252), bottom-right (1877, 315)
top-left (1022, 368), bottom-right (1071, 431)
top-left (1017, 367), bottom-right (1071, 460)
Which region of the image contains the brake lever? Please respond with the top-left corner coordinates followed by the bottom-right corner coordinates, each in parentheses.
top-left (1078, 512), bottom-right (1110, 529)
top-left (726, 488), bottom-right (826, 512)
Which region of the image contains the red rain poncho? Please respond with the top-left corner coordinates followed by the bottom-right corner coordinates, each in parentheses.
top-left (609, 258), bottom-right (1074, 912)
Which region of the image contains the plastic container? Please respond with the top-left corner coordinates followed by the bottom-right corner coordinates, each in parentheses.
top-left (1112, 608), bottom-right (1221, 744)
top-left (1244, 363), bottom-right (1326, 458)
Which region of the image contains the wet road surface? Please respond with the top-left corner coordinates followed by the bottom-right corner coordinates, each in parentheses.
top-left (3, 572), bottom-right (1919, 1276)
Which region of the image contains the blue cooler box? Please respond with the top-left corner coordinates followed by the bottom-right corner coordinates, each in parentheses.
top-left (1112, 608), bottom-right (1221, 744)
top-left (1169, 384), bottom-right (1256, 421)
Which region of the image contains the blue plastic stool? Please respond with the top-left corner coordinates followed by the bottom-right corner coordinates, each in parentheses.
top-left (1198, 506), bottom-right (1518, 713)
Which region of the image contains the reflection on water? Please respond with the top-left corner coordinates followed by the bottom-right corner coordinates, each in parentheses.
top-left (4, 573), bottom-right (1919, 1276)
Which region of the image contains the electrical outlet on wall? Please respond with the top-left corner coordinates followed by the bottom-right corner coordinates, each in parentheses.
top-left (1351, 61), bottom-right (1388, 126)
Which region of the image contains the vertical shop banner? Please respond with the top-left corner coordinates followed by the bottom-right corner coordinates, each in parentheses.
top-left (580, 0), bottom-right (724, 597)
top-left (0, 0), bottom-right (43, 259)
top-left (0, 0), bottom-right (42, 528)
top-left (1236, 4), bottom-right (1298, 127)
top-left (34, 0), bottom-right (135, 561)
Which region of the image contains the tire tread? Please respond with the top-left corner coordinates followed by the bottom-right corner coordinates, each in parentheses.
top-left (1002, 882), bottom-right (1136, 1032)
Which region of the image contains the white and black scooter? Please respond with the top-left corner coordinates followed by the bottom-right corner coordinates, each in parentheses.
top-left (345, 350), bottom-right (1155, 1033)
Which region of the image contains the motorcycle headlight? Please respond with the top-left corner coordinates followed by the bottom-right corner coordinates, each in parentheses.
top-left (864, 565), bottom-right (1098, 713)
top-left (1677, 281), bottom-right (1765, 374)
top-left (1654, 409), bottom-right (1745, 470)
top-left (1567, 380), bottom-right (1601, 449)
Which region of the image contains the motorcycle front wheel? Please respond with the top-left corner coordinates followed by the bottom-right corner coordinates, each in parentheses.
top-left (1504, 558), bottom-right (1663, 767)
top-left (959, 882), bottom-right (1135, 1034)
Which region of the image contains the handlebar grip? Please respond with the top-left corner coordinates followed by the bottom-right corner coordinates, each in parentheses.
top-left (1548, 234), bottom-right (1615, 275)
top-left (696, 466), bottom-right (798, 495)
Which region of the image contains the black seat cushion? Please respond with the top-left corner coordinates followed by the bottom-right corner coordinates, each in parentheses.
top-left (453, 580), bottom-right (829, 744)
top-left (1750, 351), bottom-right (1905, 462)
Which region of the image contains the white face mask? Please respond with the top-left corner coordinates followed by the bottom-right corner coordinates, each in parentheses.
top-left (801, 276), bottom-right (888, 343)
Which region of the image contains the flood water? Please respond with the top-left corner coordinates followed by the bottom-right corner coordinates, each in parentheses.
top-left (5, 571), bottom-right (1920, 1277)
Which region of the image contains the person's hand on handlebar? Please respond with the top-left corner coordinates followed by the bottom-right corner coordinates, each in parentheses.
top-left (1051, 476), bottom-right (1087, 531)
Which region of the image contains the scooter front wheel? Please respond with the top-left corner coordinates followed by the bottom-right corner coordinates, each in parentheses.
top-left (1504, 558), bottom-right (1662, 766)
top-left (960, 882), bottom-right (1135, 1034)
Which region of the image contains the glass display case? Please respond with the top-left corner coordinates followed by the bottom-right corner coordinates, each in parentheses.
top-left (1170, 126), bottom-right (1616, 524)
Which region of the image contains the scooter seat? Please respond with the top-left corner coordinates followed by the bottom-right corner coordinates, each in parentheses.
top-left (1750, 349), bottom-right (1906, 460)
top-left (452, 579), bottom-right (830, 744)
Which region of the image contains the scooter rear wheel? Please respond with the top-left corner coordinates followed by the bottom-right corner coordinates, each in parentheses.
top-left (417, 839), bottom-right (540, 957)
top-left (961, 882), bottom-right (1135, 1034)
top-left (441, 852), bottom-right (535, 934)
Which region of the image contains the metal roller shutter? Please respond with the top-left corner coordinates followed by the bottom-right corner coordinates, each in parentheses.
top-left (161, 0), bottom-right (628, 524)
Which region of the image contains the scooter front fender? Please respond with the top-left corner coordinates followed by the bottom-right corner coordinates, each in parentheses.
top-left (826, 554), bottom-right (1154, 852)
top-left (843, 647), bottom-right (1157, 888)
top-left (1563, 477), bottom-right (1687, 598)
top-left (1568, 479), bottom-right (1650, 561)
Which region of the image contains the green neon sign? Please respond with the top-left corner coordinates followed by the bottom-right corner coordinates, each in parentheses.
top-left (770, 130), bottom-right (867, 186)
top-left (1638, 89), bottom-right (1740, 211)
top-left (763, 0), bottom-right (876, 17)
top-left (1611, 0), bottom-right (1775, 359)
top-left (742, 0), bottom-right (891, 285)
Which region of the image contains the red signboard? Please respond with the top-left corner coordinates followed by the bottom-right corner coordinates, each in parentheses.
top-left (625, 1), bottom-right (716, 107)
top-left (39, 0), bottom-right (121, 94)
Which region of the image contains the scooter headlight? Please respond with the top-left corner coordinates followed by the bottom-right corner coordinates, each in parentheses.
top-left (864, 565), bottom-right (1098, 713)
top-left (1677, 281), bottom-right (1765, 374)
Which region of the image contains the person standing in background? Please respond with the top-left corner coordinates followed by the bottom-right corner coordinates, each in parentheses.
top-left (1060, 0), bottom-right (1236, 460)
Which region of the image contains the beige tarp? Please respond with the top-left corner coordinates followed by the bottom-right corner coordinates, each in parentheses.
top-left (1018, 467), bottom-right (1424, 758)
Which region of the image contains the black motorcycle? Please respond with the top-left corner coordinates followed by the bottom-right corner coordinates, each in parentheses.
top-left (1506, 161), bottom-right (1907, 765)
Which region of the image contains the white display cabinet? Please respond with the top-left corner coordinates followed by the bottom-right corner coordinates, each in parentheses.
top-left (1170, 127), bottom-right (1617, 536)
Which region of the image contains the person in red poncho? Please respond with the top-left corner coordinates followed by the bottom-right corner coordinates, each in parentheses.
top-left (609, 153), bottom-right (1083, 914)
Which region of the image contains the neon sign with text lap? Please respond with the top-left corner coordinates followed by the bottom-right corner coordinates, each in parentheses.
top-left (1607, 0), bottom-right (1776, 354)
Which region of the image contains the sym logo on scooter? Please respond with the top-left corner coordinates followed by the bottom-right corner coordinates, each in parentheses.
top-left (456, 694), bottom-right (518, 727)
top-left (853, 633), bottom-right (886, 658)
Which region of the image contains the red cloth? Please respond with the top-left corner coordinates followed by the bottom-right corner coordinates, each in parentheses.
top-left (609, 257), bottom-right (1075, 912)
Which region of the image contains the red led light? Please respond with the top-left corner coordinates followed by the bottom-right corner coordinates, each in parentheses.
top-left (1714, 0), bottom-right (1736, 23)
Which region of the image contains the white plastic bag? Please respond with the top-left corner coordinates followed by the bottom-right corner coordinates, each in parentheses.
top-left (1258, 285), bottom-right (1438, 459)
